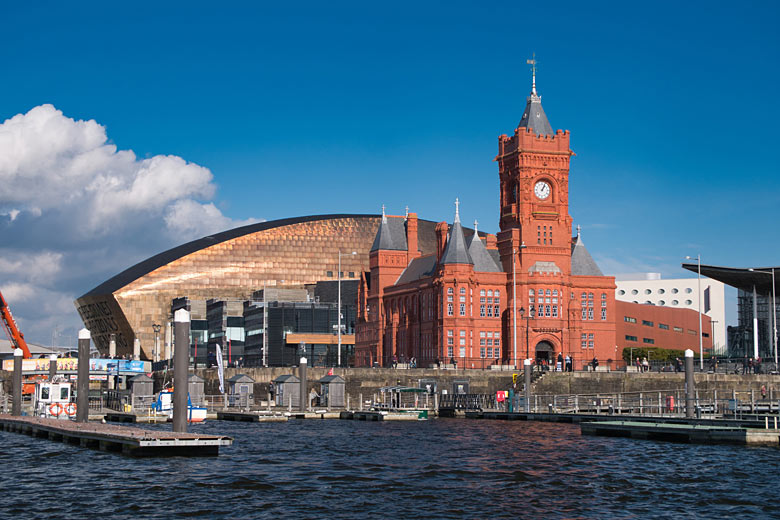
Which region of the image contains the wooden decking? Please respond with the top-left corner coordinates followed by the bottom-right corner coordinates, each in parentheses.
top-left (0, 415), bottom-right (232, 457)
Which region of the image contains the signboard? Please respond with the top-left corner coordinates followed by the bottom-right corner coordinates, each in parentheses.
top-left (2, 358), bottom-right (148, 373)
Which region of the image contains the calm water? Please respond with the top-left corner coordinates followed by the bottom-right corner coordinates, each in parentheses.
top-left (1, 419), bottom-right (779, 519)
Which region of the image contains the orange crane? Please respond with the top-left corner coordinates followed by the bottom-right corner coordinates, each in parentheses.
top-left (0, 290), bottom-right (31, 358)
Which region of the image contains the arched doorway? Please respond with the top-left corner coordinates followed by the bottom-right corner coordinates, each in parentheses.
top-left (535, 341), bottom-right (555, 364)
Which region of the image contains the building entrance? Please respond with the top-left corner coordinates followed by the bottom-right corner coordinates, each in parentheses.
top-left (535, 341), bottom-right (555, 365)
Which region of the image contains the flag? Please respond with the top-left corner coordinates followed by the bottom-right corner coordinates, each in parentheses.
top-left (704, 286), bottom-right (711, 314)
top-left (216, 343), bottom-right (225, 394)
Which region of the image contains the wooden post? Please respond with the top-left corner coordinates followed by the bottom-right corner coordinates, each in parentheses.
top-left (76, 329), bottom-right (90, 422)
top-left (299, 357), bottom-right (307, 412)
top-left (524, 359), bottom-right (531, 413)
top-left (685, 349), bottom-right (695, 418)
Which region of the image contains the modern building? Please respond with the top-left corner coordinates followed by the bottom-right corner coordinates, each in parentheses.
top-left (682, 265), bottom-right (778, 363)
top-left (615, 274), bottom-right (726, 354)
top-left (615, 301), bottom-right (713, 362)
top-left (75, 215), bottom-right (447, 359)
top-left (355, 75), bottom-right (617, 370)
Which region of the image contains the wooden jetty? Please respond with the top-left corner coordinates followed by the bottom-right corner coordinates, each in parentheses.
top-left (580, 420), bottom-right (780, 446)
top-left (217, 411), bottom-right (287, 422)
top-left (467, 411), bottom-right (775, 429)
top-left (0, 415), bottom-right (232, 456)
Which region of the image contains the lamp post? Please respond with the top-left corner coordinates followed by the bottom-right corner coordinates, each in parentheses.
top-left (685, 255), bottom-right (703, 370)
top-left (338, 250), bottom-right (357, 368)
top-left (152, 323), bottom-right (161, 363)
top-left (749, 268), bottom-right (777, 371)
top-left (519, 306), bottom-right (530, 361)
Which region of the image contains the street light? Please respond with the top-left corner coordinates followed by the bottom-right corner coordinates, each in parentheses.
top-left (513, 242), bottom-right (526, 369)
top-left (685, 255), bottom-right (704, 370)
top-left (748, 268), bottom-right (777, 371)
top-left (338, 250), bottom-right (357, 368)
top-left (152, 324), bottom-right (161, 363)
top-left (519, 306), bottom-right (530, 361)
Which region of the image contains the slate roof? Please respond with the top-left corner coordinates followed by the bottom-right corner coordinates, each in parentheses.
top-left (571, 235), bottom-right (604, 276)
top-left (518, 93), bottom-right (553, 137)
top-left (441, 219), bottom-right (473, 265)
top-left (467, 234), bottom-right (502, 272)
top-left (395, 255), bottom-right (438, 285)
top-left (370, 215), bottom-right (408, 252)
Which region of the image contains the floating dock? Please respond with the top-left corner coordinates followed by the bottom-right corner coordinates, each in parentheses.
top-left (217, 411), bottom-right (288, 422)
top-left (0, 415), bottom-right (232, 456)
top-left (580, 420), bottom-right (780, 446)
top-left (467, 411), bottom-right (774, 429)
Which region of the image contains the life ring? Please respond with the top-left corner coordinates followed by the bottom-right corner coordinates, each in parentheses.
top-left (65, 403), bottom-right (77, 416)
top-left (49, 403), bottom-right (63, 417)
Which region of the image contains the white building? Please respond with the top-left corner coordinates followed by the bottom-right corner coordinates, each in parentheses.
top-left (614, 273), bottom-right (726, 355)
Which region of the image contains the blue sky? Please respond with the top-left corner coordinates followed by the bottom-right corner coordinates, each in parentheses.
top-left (1, 1), bottom-right (778, 345)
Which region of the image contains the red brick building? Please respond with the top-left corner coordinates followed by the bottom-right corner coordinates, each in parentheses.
top-left (616, 301), bottom-right (712, 359)
top-left (355, 77), bottom-right (617, 369)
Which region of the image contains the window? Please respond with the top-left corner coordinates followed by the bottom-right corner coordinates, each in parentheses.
top-left (480, 305), bottom-right (486, 317)
top-left (480, 289), bottom-right (486, 296)
top-left (688, 329), bottom-right (697, 335)
top-left (618, 289), bottom-right (625, 295)
top-left (529, 289), bottom-right (534, 296)
top-left (460, 287), bottom-right (466, 295)
top-left (631, 289), bottom-right (638, 295)
top-left (327, 271), bottom-right (333, 277)
top-left (460, 338), bottom-right (466, 346)
top-left (587, 308), bottom-right (593, 320)
top-left (486, 305), bottom-right (493, 317)
top-left (659, 323), bottom-right (669, 330)
top-left (480, 347), bottom-right (486, 358)
top-left (487, 347), bottom-right (493, 357)
top-left (494, 305), bottom-right (499, 317)
top-left (685, 288), bottom-right (693, 294)
top-left (448, 287), bottom-right (453, 294)
top-left (495, 290), bottom-right (500, 297)
top-left (552, 305), bottom-right (558, 318)
top-left (529, 304), bottom-right (535, 317)
top-left (581, 333), bottom-right (587, 349)
top-left (625, 335), bottom-right (637, 342)
top-left (582, 308), bottom-right (587, 320)
top-left (488, 290), bottom-right (493, 297)
top-left (643, 338), bottom-right (654, 344)
top-left (349, 271), bottom-right (355, 278)
top-left (674, 326), bottom-right (683, 333)
top-left (546, 289), bottom-right (552, 296)
top-left (703, 332), bottom-right (710, 338)
top-left (658, 300), bottom-right (666, 305)
top-left (658, 288), bottom-right (665, 294)
top-left (685, 300), bottom-right (693, 305)
top-left (624, 316), bottom-right (637, 323)
top-left (588, 292), bottom-right (594, 300)
top-left (545, 305), bottom-right (551, 317)
top-left (552, 289), bottom-right (558, 297)
top-left (448, 346), bottom-right (453, 358)
top-left (460, 330), bottom-right (466, 337)
top-left (642, 320), bottom-right (653, 327)
top-left (672, 288), bottom-right (679, 294)
top-left (494, 337), bottom-right (500, 347)
top-left (460, 303), bottom-right (466, 316)
top-left (601, 308), bottom-right (606, 320)
top-left (447, 303), bottom-right (453, 316)
top-left (460, 295), bottom-right (466, 303)
top-left (494, 347), bottom-right (500, 358)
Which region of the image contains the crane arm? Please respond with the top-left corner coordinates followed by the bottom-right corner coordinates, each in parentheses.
top-left (0, 290), bottom-right (31, 358)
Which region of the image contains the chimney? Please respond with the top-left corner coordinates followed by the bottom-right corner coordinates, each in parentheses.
top-left (485, 234), bottom-right (497, 250)
top-left (406, 212), bottom-right (419, 258)
top-left (436, 221), bottom-right (449, 261)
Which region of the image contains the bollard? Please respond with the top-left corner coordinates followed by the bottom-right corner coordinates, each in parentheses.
top-left (524, 359), bottom-right (531, 413)
top-left (12, 348), bottom-right (23, 416)
top-left (48, 354), bottom-right (57, 381)
top-left (76, 329), bottom-right (91, 422)
top-left (684, 349), bottom-right (695, 418)
top-left (299, 357), bottom-right (307, 412)
top-left (172, 309), bottom-right (190, 433)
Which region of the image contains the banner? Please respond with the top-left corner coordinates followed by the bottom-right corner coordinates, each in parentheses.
top-left (216, 343), bottom-right (225, 394)
top-left (2, 358), bottom-right (148, 373)
top-left (704, 286), bottom-right (711, 314)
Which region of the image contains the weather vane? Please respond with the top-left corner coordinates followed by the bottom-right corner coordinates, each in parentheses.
top-left (526, 53), bottom-right (537, 95)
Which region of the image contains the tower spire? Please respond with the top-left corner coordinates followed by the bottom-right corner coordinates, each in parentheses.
top-left (527, 53), bottom-right (537, 96)
top-left (576, 224), bottom-right (581, 239)
top-left (473, 219), bottom-right (478, 234)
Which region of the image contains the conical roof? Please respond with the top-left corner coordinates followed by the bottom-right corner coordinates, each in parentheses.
top-left (571, 229), bottom-right (603, 276)
top-left (370, 206), bottom-right (407, 252)
top-left (467, 222), bottom-right (501, 272)
top-left (518, 93), bottom-right (553, 137)
top-left (441, 199), bottom-right (473, 266)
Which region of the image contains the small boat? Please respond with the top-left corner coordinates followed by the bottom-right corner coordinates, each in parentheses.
top-left (33, 378), bottom-right (78, 420)
top-left (150, 388), bottom-right (207, 423)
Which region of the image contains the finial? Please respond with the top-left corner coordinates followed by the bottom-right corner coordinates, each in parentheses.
top-left (473, 219), bottom-right (478, 234)
top-left (526, 53), bottom-right (537, 96)
top-left (381, 204), bottom-right (386, 223)
top-left (454, 198), bottom-right (460, 223)
top-left (576, 224), bottom-right (581, 239)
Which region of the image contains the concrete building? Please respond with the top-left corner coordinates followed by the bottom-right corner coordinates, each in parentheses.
top-left (615, 274), bottom-right (726, 355)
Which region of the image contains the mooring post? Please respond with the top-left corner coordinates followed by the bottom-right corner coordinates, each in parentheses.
top-left (48, 354), bottom-right (57, 381)
top-left (685, 349), bottom-right (695, 418)
top-left (524, 359), bottom-right (531, 413)
top-left (267, 391), bottom-right (272, 411)
top-left (76, 328), bottom-right (90, 422)
top-left (172, 308), bottom-right (190, 433)
top-left (299, 357), bottom-right (307, 412)
top-left (12, 348), bottom-right (23, 416)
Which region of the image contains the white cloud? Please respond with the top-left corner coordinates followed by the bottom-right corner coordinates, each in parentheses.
top-left (0, 104), bottom-right (259, 344)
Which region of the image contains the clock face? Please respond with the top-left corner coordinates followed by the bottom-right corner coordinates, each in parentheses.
top-left (534, 181), bottom-right (551, 200)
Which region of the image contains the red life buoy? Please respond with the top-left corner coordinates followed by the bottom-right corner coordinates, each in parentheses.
top-left (49, 403), bottom-right (63, 416)
top-left (65, 403), bottom-right (77, 416)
